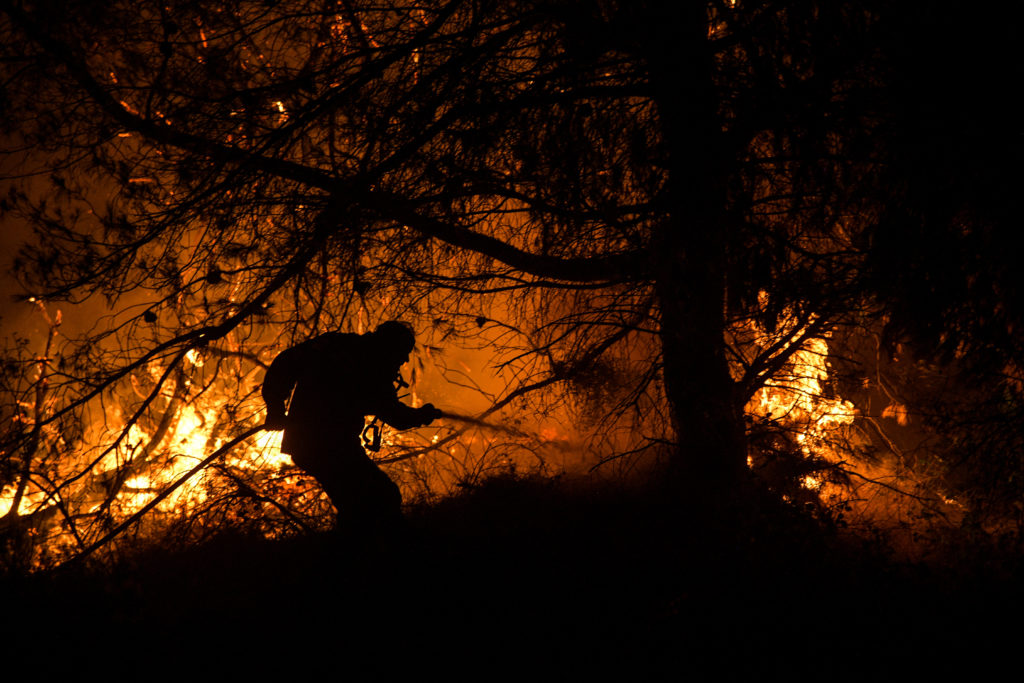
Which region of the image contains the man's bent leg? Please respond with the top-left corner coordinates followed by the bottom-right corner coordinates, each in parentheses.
top-left (337, 454), bottom-right (403, 535)
top-left (290, 442), bottom-right (403, 534)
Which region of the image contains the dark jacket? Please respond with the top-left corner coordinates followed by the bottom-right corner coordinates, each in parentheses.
top-left (262, 332), bottom-right (426, 454)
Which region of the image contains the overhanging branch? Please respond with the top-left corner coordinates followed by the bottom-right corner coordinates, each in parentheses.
top-left (367, 190), bottom-right (649, 283)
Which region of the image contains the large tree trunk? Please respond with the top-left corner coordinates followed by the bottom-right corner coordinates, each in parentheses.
top-left (646, 2), bottom-right (748, 492)
top-left (653, 228), bottom-right (747, 491)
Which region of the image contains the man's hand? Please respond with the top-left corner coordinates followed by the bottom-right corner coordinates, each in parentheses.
top-left (419, 403), bottom-right (443, 426)
top-left (264, 410), bottom-right (288, 431)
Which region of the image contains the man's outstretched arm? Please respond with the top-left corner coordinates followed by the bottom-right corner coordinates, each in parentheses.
top-left (376, 398), bottom-right (442, 431)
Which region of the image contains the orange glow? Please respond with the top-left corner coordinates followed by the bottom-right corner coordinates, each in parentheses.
top-left (739, 295), bottom-right (857, 468)
top-left (746, 334), bottom-right (857, 461)
top-left (734, 298), bottom-right (964, 547)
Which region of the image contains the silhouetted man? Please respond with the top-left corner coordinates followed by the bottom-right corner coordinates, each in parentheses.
top-left (261, 321), bottom-right (440, 533)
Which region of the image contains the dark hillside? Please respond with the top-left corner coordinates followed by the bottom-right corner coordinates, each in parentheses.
top-left (3, 474), bottom-right (1021, 677)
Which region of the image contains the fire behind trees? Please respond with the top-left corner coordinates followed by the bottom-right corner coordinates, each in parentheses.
top-left (0, 1), bottom-right (1020, 569)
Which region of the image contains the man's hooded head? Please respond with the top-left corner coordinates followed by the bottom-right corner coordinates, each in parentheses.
top-left (373, 320), bottom-right (416, 369)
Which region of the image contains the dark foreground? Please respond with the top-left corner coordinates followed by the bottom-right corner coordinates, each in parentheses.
top-left (3, 474), bottom-right (1021, 677)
